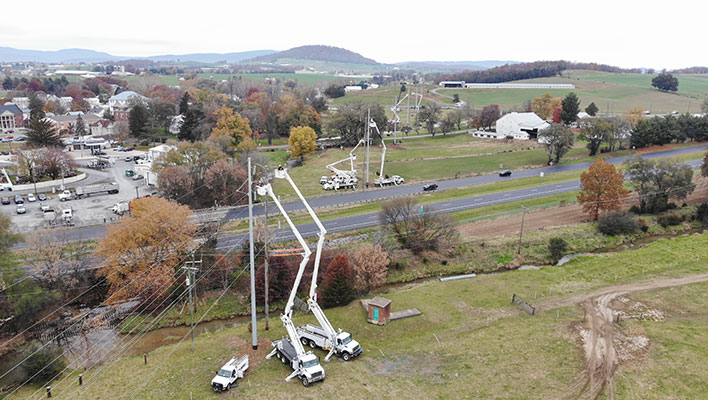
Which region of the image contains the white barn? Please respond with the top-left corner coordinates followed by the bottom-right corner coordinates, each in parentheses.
top-left (495, 112), bottom-right (550, 140)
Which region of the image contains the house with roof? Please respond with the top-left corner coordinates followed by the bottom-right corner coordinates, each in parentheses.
top-left (109, 91), bottom-right (148, 122)
top-left (0, 104), bottom-right (25, 133)
top-left (494, 112), bottom-right (550, 140)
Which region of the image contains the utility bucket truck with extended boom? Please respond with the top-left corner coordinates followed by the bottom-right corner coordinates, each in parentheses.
top-left (260, 167), bottom-right (325, 387)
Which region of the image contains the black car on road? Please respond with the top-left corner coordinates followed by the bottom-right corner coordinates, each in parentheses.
top-left (423, 183), bottom-right (439, 191)
top-left (499, 170), bottom-right (512, 177)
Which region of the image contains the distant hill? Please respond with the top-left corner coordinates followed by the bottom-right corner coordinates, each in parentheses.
top-left (248, 45), bottom-right (378, 65)
top-left (0, 46), bottom-right (277, 64)
top-left (395, 60), bottom-right (519, 72)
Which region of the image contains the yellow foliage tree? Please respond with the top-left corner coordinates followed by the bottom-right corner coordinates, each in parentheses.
top-left (288, 126), bottom-right (317, 159)
top-left (532, 93), bottom-right (562, 120)
top-left (97, 197), bottom-right (197, 305)
top-left (623, 107), bottom-right (644, 128)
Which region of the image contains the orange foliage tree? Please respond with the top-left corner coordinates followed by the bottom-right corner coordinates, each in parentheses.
top-left (577, 158), bottom-right (630, 220)
top-left (97, 197), bottom-right (197, 307)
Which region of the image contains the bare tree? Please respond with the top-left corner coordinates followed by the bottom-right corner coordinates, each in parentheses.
top-left (378, 197), bottom-right (457, 254)
top-left (350, 243), bottom-right (389, 293)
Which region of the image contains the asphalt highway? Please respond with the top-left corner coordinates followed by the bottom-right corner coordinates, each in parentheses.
top-left (21, 144), bottom-right (706, 247)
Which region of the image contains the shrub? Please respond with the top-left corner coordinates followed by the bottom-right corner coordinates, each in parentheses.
top-left (658, 213), bottom-right (684, 228)
top-left (350, 244), bottom-right (389, 294)
top-left (597, 212), bottom-right (641, 235)
top-left (548, 237), bottom-right (568, 264)
top-left (22, 342), bottom-right (66, 384)
top-left (696, 203), bottom-right (708, 228)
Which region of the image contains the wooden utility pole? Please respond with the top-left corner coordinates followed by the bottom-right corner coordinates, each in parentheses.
top-left (183, 253), bottom-right (200, 351)
top-left (517, 206), bottom-right (527, 255)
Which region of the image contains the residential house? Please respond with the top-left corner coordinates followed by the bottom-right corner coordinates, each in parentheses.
top-left (0, 104), bottom-right (24, 132)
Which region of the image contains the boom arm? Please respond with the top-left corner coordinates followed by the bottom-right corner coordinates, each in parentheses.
top-left (256, 182), bottom-right (310, 358)
top-left (369, 119), bottom-right (387, 179)
top-left (279, 168), bottom-right (341, 361)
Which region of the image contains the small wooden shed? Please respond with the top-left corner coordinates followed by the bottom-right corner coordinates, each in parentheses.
top-left (365, 297), bottom-right (392, 325)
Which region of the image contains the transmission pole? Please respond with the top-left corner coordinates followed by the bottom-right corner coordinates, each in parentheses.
top-left (264, 183), bottom-right (270, 331)
top-left (248, 158), bottom-right (258, 350)
top-left (182, 253), bottom-right (200, 351)
top-left (407, 91), bottom-right (411, 124)
top-left (365, 108), bottom-right (371, 188)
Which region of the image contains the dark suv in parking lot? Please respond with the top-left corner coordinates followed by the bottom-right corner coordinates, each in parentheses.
top-left (14, 195), bottom-right (23, 204)
top-left (1, 197), bottom-right (9, 205)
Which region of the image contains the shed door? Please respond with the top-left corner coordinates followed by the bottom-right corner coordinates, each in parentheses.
top-left (373, 307), bottom-right (379, 322)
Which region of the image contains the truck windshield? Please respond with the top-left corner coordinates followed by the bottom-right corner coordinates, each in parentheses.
top-left (340, 334), bottom-right (352, 345)
top-left (303, 359), bottom-right (319, 368)
top-left (217, 369), bottom-right (231, 378)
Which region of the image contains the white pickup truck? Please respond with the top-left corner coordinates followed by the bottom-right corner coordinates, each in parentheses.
top-left (211, 355), bottom-right (248, 393)
top-left (297, 324), bottom-right (363, 361)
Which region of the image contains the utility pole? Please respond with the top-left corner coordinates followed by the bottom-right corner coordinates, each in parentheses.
top-left (365, 108), bottom-right (370, 188)
top-left (407, 90), bottom-right (411, 124)
top-left (517, 206), bottom-right (527, 255)
top-left (182, 254), bottom-right (200, 351)
top-left (264, 180), bottom-right (270, 331)
top-left (135, 186), bottom-right (139, 199)
top-left (247, 157), bottom-right (258, 350)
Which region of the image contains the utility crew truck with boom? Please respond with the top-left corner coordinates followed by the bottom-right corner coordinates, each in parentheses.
top-left (288, 168), bottom-right (363, 361)
top-left (260, 167), bottom-right (325, 387)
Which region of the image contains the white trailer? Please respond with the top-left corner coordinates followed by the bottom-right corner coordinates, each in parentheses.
top-left (75, 182), bottom-right (119, 199)
top-left (211, 355), bottom-right (249, 392)
top-left (259, 169), bottom-right (326, 386)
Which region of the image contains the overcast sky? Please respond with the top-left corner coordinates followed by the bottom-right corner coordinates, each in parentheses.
top-left (1, 0), bottom-right (705, 69)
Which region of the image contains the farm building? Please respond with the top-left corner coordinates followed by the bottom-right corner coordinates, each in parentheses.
top-left (494, 112), bottom-right (550, 140)
top-left (438, 81), bottom-right (465, 88)
top-left (344, 86), bottom-right (363, 92)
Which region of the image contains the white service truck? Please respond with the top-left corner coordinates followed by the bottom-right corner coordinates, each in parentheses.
top-left (112, 201), bottom-right (130, 215)
top-left (271, 338), bottom-right (325, 387)
top-left (58, 190), bottom-right (73, 201)
top-left (211, 355), bottom-right (248, 392)
top-left (297, 324), bottom-right (362, 361)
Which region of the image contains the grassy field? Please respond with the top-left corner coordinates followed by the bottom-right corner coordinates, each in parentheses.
top-left (436, 70), bottom-right (708, 114)
top-left (614, 282), bottom-right (708, 398)
top-left (14, 229), bottom-right (708, 399)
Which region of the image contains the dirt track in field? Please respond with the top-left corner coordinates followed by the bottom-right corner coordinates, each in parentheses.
top-left (536, 273), bottom-right (708, 400)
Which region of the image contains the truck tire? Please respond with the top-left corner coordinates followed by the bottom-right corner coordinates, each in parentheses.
top-left (309, 340), bottom-right (316, 348)
top-left (212, 384), bottom-right (221, 392)
top-left (301, 377), bottom-right (309, 387)
top-left (342, 352), bottom-right (351, 361)
top-left (281, 355), bottom-right (287, 364)
top-left (275, 351), bottom-right (281, 360)
top-left (301, 337), bottom-right (308, 347)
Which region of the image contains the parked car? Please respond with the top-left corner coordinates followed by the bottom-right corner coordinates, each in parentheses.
top-left (499, 170), bottom-right (512, 177)
top-left (16, 204), bottom-right (26, 214)
top-left (38, 193), bottom-right (47, 201)
top-left (125, 170), bottom-right (135, 177)
top-left (26, 193), bottom-right (36, 202)
top-left (124, 146), bottom-right (135, 151)
top-left (1, 197), bottom-right (9, 205)
top-left (132, 174), bottom-right (144, 181)
top-left (0, 150), bottom-right (9, 155)
top-left (423, 183), bottom-right (438, 192)
top-left (14, 195), bottom-right (23, 204)
top-left (125, 156), bottom-right (133, 162)
top-left (133, 155), bottom-right (143, 161)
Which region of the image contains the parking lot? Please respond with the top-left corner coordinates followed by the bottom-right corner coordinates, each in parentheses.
top-left (0, 148), bottom-right (154, 233)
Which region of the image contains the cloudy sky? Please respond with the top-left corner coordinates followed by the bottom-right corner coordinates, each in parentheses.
top-left (1, 0), bottom-right (705, 69)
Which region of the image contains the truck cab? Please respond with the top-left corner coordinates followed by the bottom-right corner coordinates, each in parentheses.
top-left (296, 353), bottom-right (325, 387)
top-left (334, 332), bottom-right (362, 361)
top-left (58, 190), bottom-right (73, 201)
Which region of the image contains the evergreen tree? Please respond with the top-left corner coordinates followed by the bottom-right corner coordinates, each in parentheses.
top-left (320, 254), bottom-right (355, 309)
top-left (129, 103), bottom-right (150, 139)
top-left (585, 102), bottom-right (599, 116)
top-left (102, 109), bottom-right (114, 122)
top-left (560, 92), bottom-right (581, 125)
top-left (178, 108), bottom-right (205, 142)
top-left (74, 114), bottom-right (87, 136)
top-left (26, 117), bottom-right (62, 147)
top-left (28, 93), bottom-right (45, 120)
top-left (179, 92), bottom-right (191, 115)
top-left (2, 76), bottom-right (13, 90)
